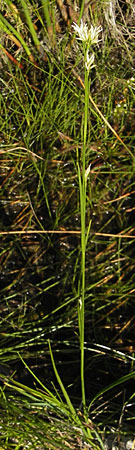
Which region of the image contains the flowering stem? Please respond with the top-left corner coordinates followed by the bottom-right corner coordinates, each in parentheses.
top-left (72, 17), bottom-right (101, 415)
top-left (79, 51), bottom-right (89, 410)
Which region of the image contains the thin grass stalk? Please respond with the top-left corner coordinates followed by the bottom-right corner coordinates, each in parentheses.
top-left (79, 0), bottom-right (85, 22)
top-left (72, 19), bottom-right (101, 414)
top-left (19, 0), bottom-right (41, 48)
top-left (41, 0), bottom-right (53, 36)
top-left (48, 340), bottom-right (76, 417)
top-left (88, 370), bottom-right (135, 410)
top-left (48, 342), bottom-right (94, 442)
top-left (79, 48), bottom-right (90, 410)
top-left (0, 14), bottom-right (31, 56)
top-left (0, 14), bottom-right (31, 58)
top-left (17, 352), bottom-right (94, 442)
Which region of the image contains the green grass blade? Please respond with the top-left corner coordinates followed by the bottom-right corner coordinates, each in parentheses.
top-left (48, 340), bottom-right (76, 417)
top-left (41, 0), bottom-right (53, 36)
top-left (0, 13), bottom-right (31, 57)
top-left (19, 0), bottom-right (41, 48)
top-left (88, 370), bottom-right (135, 411)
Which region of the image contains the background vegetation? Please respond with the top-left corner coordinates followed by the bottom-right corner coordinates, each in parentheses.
top-left (0, 0), bottom-right (135, 448)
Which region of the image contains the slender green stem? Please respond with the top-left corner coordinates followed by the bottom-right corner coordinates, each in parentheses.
top-left (48, 340), bottom-right (76, 417)
top-left (79, 0), bottom-right (85, 22)
top-left (19, 0), bottom-right (41, 48)
top-left (79, 51), bottom-right (90, 410)
top-left (41, 0), bottom-right (52, 35)
top-left (0, 14), bottom-right (31, 58)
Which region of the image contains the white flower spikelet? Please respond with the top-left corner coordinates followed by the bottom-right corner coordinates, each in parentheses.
top-left (89, 24), bottom-right (102, 45)
top-left (72, 20), bottom-right (102, 45)
top-left (72, 20), bottom-right (89, 42)
top-left (79, 297), bottom-right (82, 309)
top-left (85, 51), bottom-right (95, 73)
top-left (85, 164), bottom-right (91, 181)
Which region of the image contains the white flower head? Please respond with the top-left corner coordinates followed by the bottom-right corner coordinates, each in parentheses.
top-left (89, 24), bottom-right (102, 45)
top-left (85, 51), bottom-right (95, 72)
top-left (72, 20), bottom-right (102, 46)
top-left (72, 20), bottom-right (89, 42)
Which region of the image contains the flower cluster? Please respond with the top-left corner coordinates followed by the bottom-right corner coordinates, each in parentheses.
top-left (72, 20), bottom-right (102, 73)
top-left (85, 50), bottom-right (95, 72)
top-left (72, 20), bottom-right (102, 45)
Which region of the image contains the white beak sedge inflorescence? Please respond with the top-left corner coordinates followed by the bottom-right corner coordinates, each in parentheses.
top-left (72, 20), bottom-right (102, 73)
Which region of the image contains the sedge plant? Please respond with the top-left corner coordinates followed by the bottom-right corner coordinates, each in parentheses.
top-left (1, 5), bottom-right (135, 446)
top-left (72, 19), bottom-right (102, 412)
